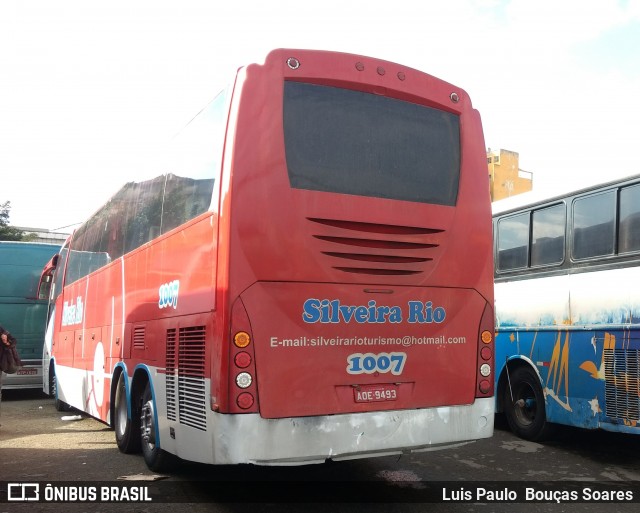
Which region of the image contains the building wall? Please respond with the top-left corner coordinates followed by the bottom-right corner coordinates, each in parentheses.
top-left (488, 149), bottom-right (533, 201)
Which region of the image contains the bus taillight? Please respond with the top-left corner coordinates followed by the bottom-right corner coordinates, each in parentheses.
top-left (236, 392), bottom-right (254, 409)
top-left (229, 302), bottom-right (259, 413)
top-left (234, 331), bottom-right (251, 348)
top-left (476, 306), bottom-right (495, 397)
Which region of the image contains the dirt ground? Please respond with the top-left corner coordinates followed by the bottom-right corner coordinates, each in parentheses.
top-left (0, 389), bottom-right (152, 482)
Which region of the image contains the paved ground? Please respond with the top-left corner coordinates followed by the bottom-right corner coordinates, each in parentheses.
top-left (2, 389), bottom-right (640, 513)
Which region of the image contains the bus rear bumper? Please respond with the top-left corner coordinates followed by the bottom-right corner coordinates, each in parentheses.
top-left (209, 397), bottom-right (494, 465)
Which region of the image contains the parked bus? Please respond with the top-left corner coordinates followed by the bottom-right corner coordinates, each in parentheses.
top-left (40, 49), bottom-right (494, 470)
top-left (493, 175), bottom-right (640, 440)
top-left (0, 241), bottom-right (60, 389)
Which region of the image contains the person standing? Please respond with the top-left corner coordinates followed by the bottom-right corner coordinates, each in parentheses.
top-left (0, 325), bottom-right (23, 425)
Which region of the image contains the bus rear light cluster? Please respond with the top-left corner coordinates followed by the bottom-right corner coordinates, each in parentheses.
top-left (476, 310), bottom-right (495, 397)
top-left (229, 302), bottom-right (259, 413)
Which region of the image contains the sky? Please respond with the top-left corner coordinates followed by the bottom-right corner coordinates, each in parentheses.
top-left (1, 0), bottom-right (640, 231)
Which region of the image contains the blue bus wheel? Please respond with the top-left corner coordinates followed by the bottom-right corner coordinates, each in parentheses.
top-left (504, 365), bottom-right (555, 441)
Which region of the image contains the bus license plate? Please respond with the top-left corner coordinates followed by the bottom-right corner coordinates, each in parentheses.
top-left (17, 368), bottom-right (37, 376)
top-left (354, 384), bottom-right (398, 403)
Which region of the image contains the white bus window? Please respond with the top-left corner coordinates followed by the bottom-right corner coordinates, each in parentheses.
top-left (531, 204), bottom-right (565, 267)
top-left (497, 213), bottom-right (530, 271)
top-left (619, 184), bottom-right (640, 254)
top-left (572, 191), bottom-right (615, 260)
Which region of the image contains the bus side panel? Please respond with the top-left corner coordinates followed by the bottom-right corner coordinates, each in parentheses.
top-left (55, 258), bottom-right (124, 421)
top-left (498, 328), bottom-right (640, 431)
top-left (496, 267), bottom-right (640, 432)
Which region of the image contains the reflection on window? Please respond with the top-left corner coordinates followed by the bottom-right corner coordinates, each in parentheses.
top-left (53, 248), bottom-right (68, 302)
top-left (531, 204), bottom-right (565, 266)
top-left (65, 89), bottom-right (227, 284)
top-left (619, 184), bottom-right (640, 254)
top-left (572, 191), bottom-right (615, 260)
top-left (498, 213), bottom-right (530, 270)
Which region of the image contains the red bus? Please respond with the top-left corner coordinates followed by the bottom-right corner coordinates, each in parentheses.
top-left (40, 49), bottom-right (494, 471)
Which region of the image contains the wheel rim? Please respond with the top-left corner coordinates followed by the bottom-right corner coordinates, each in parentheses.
top-left (141, 399), bottom-right (156, 450)
top-left (513, 382), bottom-right (538, 427)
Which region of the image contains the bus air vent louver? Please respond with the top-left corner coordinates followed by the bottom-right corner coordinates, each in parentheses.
top-left (604, 349), bottom-right (640, 422)
top-left (133, 326), bottom-right (146, 350)
top-left (308, 217), bottom-right (442, 276)
top-left (165, 329), bottom-right (177, 421)
top-left (166, 326), bottom-right (207, 431)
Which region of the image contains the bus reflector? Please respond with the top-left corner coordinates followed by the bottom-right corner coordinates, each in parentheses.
top-left (234, 331), bottom-right (251, 348)
top-left (236, 372), bottom-right (252, 389)
top-left (481, 330), bottom-right (492, 344)
top-left (234, 351), bottom-right (252, 368)
top-left (237, 393), bottom-right (255, 409)
top-left (479, 380), bottom-right (491, 394)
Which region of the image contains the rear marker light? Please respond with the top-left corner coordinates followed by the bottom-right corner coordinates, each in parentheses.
top-left (234, 351), bottom-right (252, 368)
top-left (237, 393), bottom-right (255, 409)
top-left (480, 347), bottom-right (492, 361)
top-left (479, 380), bottom-right (491, 394)
top-left (236, 372), bottom-right (252, 389)
top-left (480, 364), bottom-right (491, 377)
top-left (234, 331), bottom-right (251, 348)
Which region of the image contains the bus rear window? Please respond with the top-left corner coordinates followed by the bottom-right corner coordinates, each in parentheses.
top-left (283, 82), bottom-right (460, 206)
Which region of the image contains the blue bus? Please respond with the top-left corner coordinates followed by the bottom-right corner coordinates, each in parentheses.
top-left (0, 241), bottom-right (60, 389)
top-left (493, 175), bottom-right (640, 440)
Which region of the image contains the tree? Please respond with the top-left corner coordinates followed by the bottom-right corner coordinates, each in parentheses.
top-left (0, 201), bottom-right (27, 241)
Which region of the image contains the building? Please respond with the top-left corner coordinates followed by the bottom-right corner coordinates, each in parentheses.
top-left (488, 149), bottom-right (533, 201)
top-left (16, 227), bottom-right (70, 245)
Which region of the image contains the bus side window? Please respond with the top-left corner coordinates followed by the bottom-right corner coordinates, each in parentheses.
top-left (572, 191), bottom-right (615, 260)
top-left (497, 213), bottom-right (530, 271)
top-left (619, 184), bottom-right (640, 254)
top-left (531, 204), bottom-right (565, 267)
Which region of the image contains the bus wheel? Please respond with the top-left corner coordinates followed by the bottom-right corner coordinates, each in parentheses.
top-left (504, 365), bottom-right (554, 441)
top-left (140, 383), bottom-right (175, 472)
top-left (114, 373), bottom-right (141, 454)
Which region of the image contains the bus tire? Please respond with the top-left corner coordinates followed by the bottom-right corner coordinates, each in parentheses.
top-left (114, 373), bottom-right (141, 454)
top-left (140, 382), bottom-right (176, 472)
top-left (50, 366), bottom-right (71, 412)
top-left (503, 365), bottom-right (554, 441)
